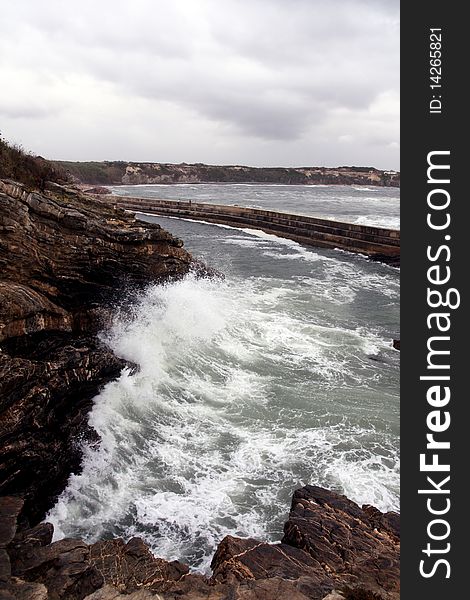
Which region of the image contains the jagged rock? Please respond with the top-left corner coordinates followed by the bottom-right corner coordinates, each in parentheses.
top-left (87, 538), bottom-right (188, 592)
top-left (0, 179), bottom-right (192, 524)
top-left (83, 586), bottom-right (156, 600)
top-left (8, 535), bottom-right (188, 600)
top-left (211, 536), bottom-right (325, 584)
top-left (281, 486), bottom-right (400, 598)
top-left (2, 485), bottom-right (400, 600)
top-left (0, 339), bottom-right (129, 525)
top-left (10, 523), bottom-right (54, 551)
top-left (210, 486), bottom-right (399, 600)
top-left (0, 177), bottom-right (400, 599)
top-left (361, 504), bottom-right (400, 541)
top-left (8, 523), bottom-right (54, 580)
top-left (0, 497), bottom-right (24, 598)
top-left (0, 498), bottom-right (24, 550)
top-left (83, 188), bottom-right (111, 195)
top-left (0, 180), bottom-right (190, 322)
top-left (56, 161), bottom-right (400, 188)
top-left (7, 578), bottom-right (48, 600)
top-left (321, 593), bottom-right (345, 600)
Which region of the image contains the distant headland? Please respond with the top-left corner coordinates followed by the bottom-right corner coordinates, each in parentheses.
top-left (55, 160), bottom-right (400, 187)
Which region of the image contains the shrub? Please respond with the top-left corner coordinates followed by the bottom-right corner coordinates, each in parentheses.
top-left (0, 134), bottom-right (67, 190)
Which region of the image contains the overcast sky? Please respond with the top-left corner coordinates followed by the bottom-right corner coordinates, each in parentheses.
top-left (0, 0), bottom-right (399, 169)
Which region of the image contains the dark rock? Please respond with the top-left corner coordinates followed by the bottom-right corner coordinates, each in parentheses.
top-left (369, 254), bottom-right (400, 268)
top-left (361, 505), bottom-right (400, 541)
top-left (0, 548), bottom-right (12, 587)
top-left (210, 486), bottom-right (399, 599)
top-left (0, 497), bottom-right (24, 549)
top-left (0, 497), bottom-right (23, 596)
top-left (211, 536), bottom-right (324, 584)
top-left (10, 523), bottom-right (54, 550)
top-left (0, 179), bottom-right (192, 524)
top-left (83, 187), bottom-right (111, 195)
top-left (281, 486), bottom-right (400, 598)
top-left (0, 339), bottom-right (129, 525)
top-left (5, 578), bottom-right (48, 600)
top-left (189, 258), bottom-right (225, 280)
top-left (2, 485), bottom-right (400, 600)
top-left (55, 160), bottom-right (400, 188)
top-left (0, 178), bottom-right (400, 600)
top-left (11, 538), bottom-right (99, 600)
top-left (8, 523), bottom-right (54, 577)
top-left (9, 533), bottom-right (189, 600)
top-left (392, 339), bottom-right (400, 351)
top-left (87, 537), bottom-right (189, 592)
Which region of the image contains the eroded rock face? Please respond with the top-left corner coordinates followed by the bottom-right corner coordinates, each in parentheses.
top-left (1, 488), bottom-right (400, 600)
top-left (9, 537), bottom-right (189, 599)
top-left (0, 496), bottom-right (24, 597)
top-left (83, 187), bottom-right (111, 195)
top-left (0, 178), bottom-right (400, 599)
top-left (56, 160), bottom-right (400, 187)
top-left (1, 498), bottom-right (190, 600)
top-left (209, 486), bottom-right (400, 599)
top-left (0, 180), bottom-right (190, 327)
top-left (0, 179), bottom-right (192, 524)
top-left (281, 486), bottom-right (400, 598)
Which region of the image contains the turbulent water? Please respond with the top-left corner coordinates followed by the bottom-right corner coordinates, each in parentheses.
top-left (48, 185), bottom-right (400, 573)
top-left (109, 182), bottom-right (400, 230)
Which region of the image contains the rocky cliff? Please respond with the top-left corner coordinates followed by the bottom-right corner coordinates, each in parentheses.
top-left (0, 179), bottom-right (192, 524)
top-left (0, 179), bottom-right (399, 600)
top-left (56, 161), bottom-right (400, 188)
top-left (1, 486), bottom-right (399, 600)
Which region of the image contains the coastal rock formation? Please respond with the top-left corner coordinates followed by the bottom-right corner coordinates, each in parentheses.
top-left (83, 187), bottom-right (111, 195)
top-left (0, 177), bottom-right (399, 599)
top-left (211, 485), bottom-right (399, 599)
top-left (56, 161), bottom-right (400, 187)
top-left (0, 179), bottom-right (192, 524)
top-left (0, 487), bottom-right (399, 600)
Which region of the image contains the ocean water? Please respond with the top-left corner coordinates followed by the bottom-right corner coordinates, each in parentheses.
top-left (48, 186), bottom-right (400, 573)
top-left (109, 182), bottom-right (400, 230)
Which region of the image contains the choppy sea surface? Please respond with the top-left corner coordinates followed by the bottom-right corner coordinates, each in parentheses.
top-left (48, 184), bottom-right (400, 573)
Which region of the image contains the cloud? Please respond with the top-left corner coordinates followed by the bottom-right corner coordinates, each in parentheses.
top-left (0, 0), bottom-right (399, 168)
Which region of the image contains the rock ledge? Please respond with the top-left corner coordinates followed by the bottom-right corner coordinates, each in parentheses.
top-left (0, 486), bottom-right (399, 600)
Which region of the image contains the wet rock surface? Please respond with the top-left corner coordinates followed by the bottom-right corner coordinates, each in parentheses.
top-left (56, 160), bottom-right (400, 188)
top-left (0, 487), bottom-right (399, 600)
top-left (0, 179), bottom-right (192, 524)
top-left (83, 187), bottom-right (111, 195)
top-left (0, 179), bottom-right (399, 599)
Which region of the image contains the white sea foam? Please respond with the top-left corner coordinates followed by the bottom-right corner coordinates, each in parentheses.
top-left (353, 215), bottom-right (400, 229)
top-left (351, 186), bottom-right (381, 192)
top-left (47, 268), bottom-right (399, 573)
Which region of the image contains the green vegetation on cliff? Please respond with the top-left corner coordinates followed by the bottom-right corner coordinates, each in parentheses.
top-left (0, 135), bottom-right (66, 189)
top-left (0, 134), bottom-right (399, 189)
top-left (57, 161), bottom-right (128, 185)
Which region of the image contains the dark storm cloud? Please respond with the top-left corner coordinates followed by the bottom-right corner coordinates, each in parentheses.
top-left (0, 0), bottom-right (399, 167)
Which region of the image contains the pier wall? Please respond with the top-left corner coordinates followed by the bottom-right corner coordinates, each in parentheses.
top-left (108, 197), bottom-right (400, 265)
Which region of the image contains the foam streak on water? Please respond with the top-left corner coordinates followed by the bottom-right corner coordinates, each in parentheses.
top-left (48, 211), bottom-right (399, 573)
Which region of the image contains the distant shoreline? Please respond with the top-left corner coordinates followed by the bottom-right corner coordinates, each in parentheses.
top-left (104, 181), bottom-right (395, 188)
top-left (57, 160), bottom-right (400, 188)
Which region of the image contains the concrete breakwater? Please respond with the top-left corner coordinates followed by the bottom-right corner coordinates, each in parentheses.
top-left (107, 196), bottom-right (400, 266)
